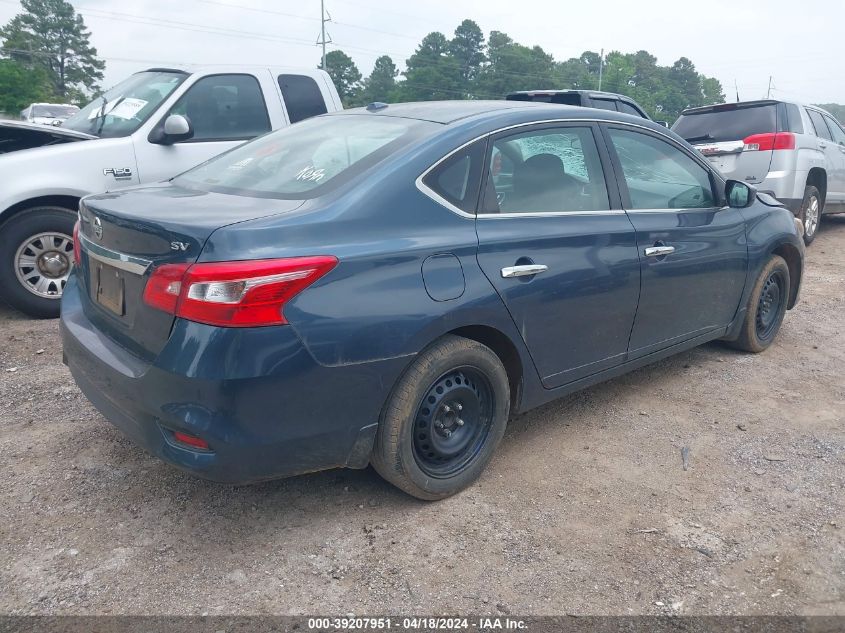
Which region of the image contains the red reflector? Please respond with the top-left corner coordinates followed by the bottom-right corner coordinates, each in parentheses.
top-left (143, 256), bottom-right (338, 327)
top-left (742, 132), bottom-right (795, 152)
top-left (173, 431), bottom-right (209, 450)
top-left (72, 220), bottom-right (81, 265)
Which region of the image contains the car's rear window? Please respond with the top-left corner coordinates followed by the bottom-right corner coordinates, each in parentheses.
top-left (673, 104), bottom-right (777, 143)
top-left (175, 114), bottom-right (439, 199)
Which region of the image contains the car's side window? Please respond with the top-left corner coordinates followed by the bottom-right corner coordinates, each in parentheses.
top-left (618, 101), bottom-right (644, 118)
top-left (607, 127), bottom-right (716, 210)
top-left (168, 74), bottom-right (271, 141)
top-left (592, 99), bottom-right (618, 112)
top-left (807, 109), bottom-right (833, 141)
top-left (480, 126), bottom-right (610, 214)
top-left (278, 74), bottom-right (328, 123)
top-left (823, 115), bottom-right (845, 146)
top-left (422, 140), bottom-right (486, 213)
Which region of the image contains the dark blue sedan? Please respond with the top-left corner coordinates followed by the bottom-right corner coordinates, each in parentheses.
top-left (61, 101), bottom-right (805, 500)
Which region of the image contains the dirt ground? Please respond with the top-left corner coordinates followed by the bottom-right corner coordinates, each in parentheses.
top-left (0, 218), bottom-right (843, 617)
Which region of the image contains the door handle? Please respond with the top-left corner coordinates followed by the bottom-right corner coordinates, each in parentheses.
top-left (644, 245), bottom-right (675, 257)
top-left (501, 264), bottom-right (548, 278)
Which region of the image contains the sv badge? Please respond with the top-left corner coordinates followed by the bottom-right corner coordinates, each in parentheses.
top-left (170, 241), bottom-right (190, 252)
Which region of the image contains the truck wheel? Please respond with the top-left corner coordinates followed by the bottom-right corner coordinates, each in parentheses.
top-left (728, 255), bottom-right (790, 353)
top-left (0, 207), bottom-right (76, 318)
top-left (798, 185), bottom-right (822, 245)
top-left (371, 335), bottom-right (510, 501)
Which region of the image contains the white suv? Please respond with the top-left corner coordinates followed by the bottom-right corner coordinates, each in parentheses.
top-left (673, 100), bottom-right (845, 245)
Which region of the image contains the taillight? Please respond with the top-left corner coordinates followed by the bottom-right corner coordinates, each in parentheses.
top-left (743, 132), bottom-right (795, 151)
top-left (172, 431), bottom-right (209, 450)
top-left (72, 220), bottom-right (81, 265)
top-left (143, 256), bottom-right (338, 327)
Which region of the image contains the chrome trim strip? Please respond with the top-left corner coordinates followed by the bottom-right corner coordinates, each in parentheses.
top-left (415, 117), bottom-right (681, 220)
top-left (79, 232), bottom-right (152, 275)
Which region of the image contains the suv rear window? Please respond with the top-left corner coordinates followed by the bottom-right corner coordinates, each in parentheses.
top-left (673, 104), bottom-right (777, 143)
top-left (176, 114), bottom-right (438, 199)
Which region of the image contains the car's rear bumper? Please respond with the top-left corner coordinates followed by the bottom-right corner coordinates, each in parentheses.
top-left (60, 275), bottom-right (405, 484)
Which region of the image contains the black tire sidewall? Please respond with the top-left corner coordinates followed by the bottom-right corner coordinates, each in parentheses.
top-left (0, 207), bottom-right (76, 318)
top-left (800, 185), bottom-right (821, 245)
top-left (375, 337), bottom-right (510, 500)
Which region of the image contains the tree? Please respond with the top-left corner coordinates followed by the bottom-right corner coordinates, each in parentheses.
top-left (476, 31), bottom-right (555, 97)
top-left (816, 103), bottom-right (845, 124)
top-left (398, 32), bottom-right (461, 101)
top-left (320, 50), bottom-right (362, 106)
top-left (449, 19), bottom-right (485, 93)
top-left (360, 55), bottom-right (398, 105)
top-left (0, 0), bottom-right (104, 101)
top-left (0, 58), bottom-right (52, 114)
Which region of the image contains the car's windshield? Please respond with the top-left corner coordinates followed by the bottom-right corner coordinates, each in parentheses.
top-left (673, 104), bottom-right (777, 143)
top-left (176, 114), bottom-right (440, 199)
top-left (32, 105), bottom-right (79, 119)
top-left (62, 70), bottom-right (187, 138)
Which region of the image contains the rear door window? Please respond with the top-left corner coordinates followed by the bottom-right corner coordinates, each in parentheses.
top-left (823, 115), bottom-right (845, 145)
top-left (806, 109), bottom-right (833, 141)
top-left (278, 74), bottom-right (328, 123)
top-left (673, 104), bottom-right (777, 143)
top-left (169, 74), bottom-right (271, 141)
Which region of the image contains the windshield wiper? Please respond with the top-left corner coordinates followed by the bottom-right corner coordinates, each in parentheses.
top-left (684, 134), bottom-right (715, 143)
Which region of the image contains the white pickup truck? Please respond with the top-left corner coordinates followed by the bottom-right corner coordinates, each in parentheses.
top-left (0, 65), bottom-right (342, 317)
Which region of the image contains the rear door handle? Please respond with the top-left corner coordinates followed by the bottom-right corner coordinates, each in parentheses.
top-left (644, 245), bottom-right (675, 257)
top-left (501, 264), bottom-right (548, 278)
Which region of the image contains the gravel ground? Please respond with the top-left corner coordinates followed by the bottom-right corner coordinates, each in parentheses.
top-left (0, 217), bottom-right (843, 617)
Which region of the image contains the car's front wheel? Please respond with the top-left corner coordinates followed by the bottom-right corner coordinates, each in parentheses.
top-left (0, 207), bottom-right (76, 318)
top-left (798, 185), bottom-right (822, 246)
top-left (729, 254), bottom-right (791, 353)
top-left (371, 335), bottom-right (511, 500)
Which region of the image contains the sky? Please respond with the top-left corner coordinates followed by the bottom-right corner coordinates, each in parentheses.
top-left (1, 0), bottom-right (843, 106)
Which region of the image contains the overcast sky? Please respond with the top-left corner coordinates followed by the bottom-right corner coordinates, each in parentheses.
top-left (1, 0), bottom-right (843, 105)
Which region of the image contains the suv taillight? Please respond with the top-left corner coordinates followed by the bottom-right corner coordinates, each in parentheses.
top-left (143, 256), bottom-right (338, 327)
top-left (72, 220), bottom-right (81, 265)
top-left (743, 132), bottom-right (795, 151)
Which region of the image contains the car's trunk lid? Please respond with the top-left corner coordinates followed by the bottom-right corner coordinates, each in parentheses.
top-left (77, 183), bottom-right (304, 359)
top-left (0, 120), bottom-right (95, 155)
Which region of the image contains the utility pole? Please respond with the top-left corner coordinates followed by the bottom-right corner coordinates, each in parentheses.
top-left (598, 48), bottom-right (604, 91)
top-left (317, 0), bottom-right (332, 71)
top-left (766, 76), bottom-right (772, 99)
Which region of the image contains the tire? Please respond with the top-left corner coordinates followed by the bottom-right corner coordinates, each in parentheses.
top-left (0, 206), bottom-right (77, 318)
top-left (729, 255), bottom-right (790, 353)
top-left (371, 335), bottom-right (511, 500)
top-left (798, 185), bottom-right (822, 246)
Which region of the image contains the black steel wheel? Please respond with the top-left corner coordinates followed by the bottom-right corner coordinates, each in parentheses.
top-left (729, 254), bottom-right (791, 353)
top-left (371, 335), bottom-right (510, 500)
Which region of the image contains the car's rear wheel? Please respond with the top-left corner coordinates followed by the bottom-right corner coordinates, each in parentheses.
top-left (799, 185), bottom-right (822, 245)
top-left (0, 207), bottom-right (76, 318)
top-left (729, 255), bottom-right (790, 353)
top-left (371, 335), bottom-right (510, 500)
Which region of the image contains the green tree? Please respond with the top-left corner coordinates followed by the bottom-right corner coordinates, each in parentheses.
top-left (449, 19), bottom-right (485, 93)
top-left (476, 31), bottom-right (554, 97)
top-left (360, 55), bottom-right (399, 105)
top-left (398, 32), bottom-right (461, 101)
top-left (0, 58), bottom-right (52, 114)
top-left (320, 49), bottom-right (362, 107)
top-left (0, 0), bottom-right (104, 101)
top-left (815, 103), bottom-right (845, 124)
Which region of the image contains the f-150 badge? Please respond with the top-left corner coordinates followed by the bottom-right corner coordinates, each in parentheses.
top-left (103, 167), bottom-right (133, 180)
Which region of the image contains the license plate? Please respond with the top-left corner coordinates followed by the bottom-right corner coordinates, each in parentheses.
top-left (96, 264), bottom-right (125, 316)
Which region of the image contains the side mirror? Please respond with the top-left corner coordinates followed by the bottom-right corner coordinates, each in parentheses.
top-left (150, 114), bottom-right (193, 145)
top-left (726, 180), bottom-right (757, 208)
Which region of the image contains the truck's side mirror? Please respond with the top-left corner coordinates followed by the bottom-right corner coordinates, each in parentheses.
top-left (150, 114), bottom-right (193, 145)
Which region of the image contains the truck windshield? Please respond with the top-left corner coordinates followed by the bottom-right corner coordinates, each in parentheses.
top-left (62, 71), bottom-right (187, 138)
top-left (175, 114), bottom-right (440, 199)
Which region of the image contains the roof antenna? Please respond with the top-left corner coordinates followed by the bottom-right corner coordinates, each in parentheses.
top-left (735, 79), bottom-right (740, 103)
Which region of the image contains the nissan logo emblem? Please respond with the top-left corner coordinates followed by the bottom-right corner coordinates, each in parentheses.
top-left (93, 216), bottom-right (103, 240)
